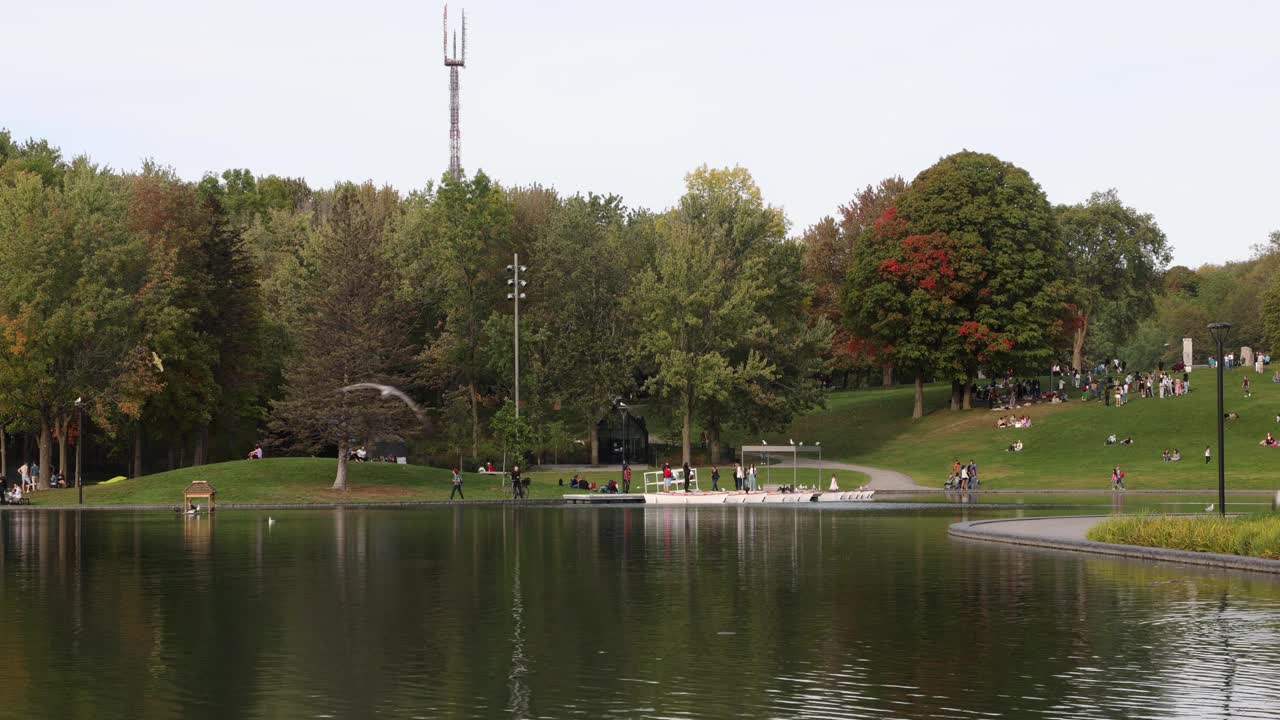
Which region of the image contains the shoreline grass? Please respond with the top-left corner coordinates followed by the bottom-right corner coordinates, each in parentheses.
top-left (20, 458), bottom-right (870, 507)
top-left (1087, 513), bottom-right (1280, 559)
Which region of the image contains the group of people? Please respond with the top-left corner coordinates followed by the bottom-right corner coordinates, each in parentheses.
top-left (1160, 449), bottom-right (1182, 462)
top-left (14, 462), bottom-right (64, 491)
top-left (1105, 434), bottom-right (1134, 446)
top-left (945, 459), bottom-right (980, 490)
top-left (994, 414), bottom-right (1032, 429)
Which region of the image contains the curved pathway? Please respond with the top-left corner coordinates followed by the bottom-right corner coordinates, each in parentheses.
top-left (792, 459), bottom-right (921, 490)
top-left (949, 515), bottom-right (1280, 574)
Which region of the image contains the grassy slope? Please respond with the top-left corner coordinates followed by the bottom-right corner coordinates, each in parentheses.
top-left (26, 458), bottom-right (870, 506)
top-left (773, 367), bottom-right (1280, 490)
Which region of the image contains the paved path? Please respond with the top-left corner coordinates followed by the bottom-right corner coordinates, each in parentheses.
top-left (791, 459), bottom-right (922, 490)
top-left (949, 515), bottom-right (1280, 575)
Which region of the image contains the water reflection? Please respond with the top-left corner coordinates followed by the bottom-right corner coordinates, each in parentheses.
top-left (0, 506), bottom-right (1277, 719)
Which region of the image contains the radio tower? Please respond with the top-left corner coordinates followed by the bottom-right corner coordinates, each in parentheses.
top-left (443, 5), bottom-right (466, 181)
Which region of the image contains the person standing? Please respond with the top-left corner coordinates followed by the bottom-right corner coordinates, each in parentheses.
top-left (710, 465), bottom-right (719, 491)
top-left (967, 460), bottom-right (978, 489)
top-left (622, 463), bottom-right (632, 494)
top-left (1205, 446), bottom-right (1211, 464)
top-left (681, 461), bottom-right (692, 493)
top-left (450, 468), bottom-right (464, 500)
top-left (17, 463), bottom-right (29, 493)
top-left (747, 464), bottom-right (758, 492)
top-left (1111, 465), bottom-right (1125, 490)
top-left (1244, 376), bottom-right (1252, 398)
top-left (958, 463), bottom-right (969, 490)
top-left (661, 462), bottom-right (673, 491)
top-left (510, 465), bottom-right (524, 499)
top-left (734, 463), bottom-right (744, 491)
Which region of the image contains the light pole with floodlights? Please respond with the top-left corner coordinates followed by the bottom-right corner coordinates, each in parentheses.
top-left (506, 255), bottom-right (527, 418)
top-left (1208, 322), bottom-right (1231, 517)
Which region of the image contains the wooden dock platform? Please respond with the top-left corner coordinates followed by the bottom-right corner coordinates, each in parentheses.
top-left (563, 493), bottom-right (646, 505)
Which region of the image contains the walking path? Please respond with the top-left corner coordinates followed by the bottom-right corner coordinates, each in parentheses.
top-left (792, 459), bottom-right (921, 490)
top-left (949, 515), bottom-right (1280, 575)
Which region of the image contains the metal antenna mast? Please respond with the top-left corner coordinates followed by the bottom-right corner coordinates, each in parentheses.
top-left (443, 4), bottom-right (466, 181)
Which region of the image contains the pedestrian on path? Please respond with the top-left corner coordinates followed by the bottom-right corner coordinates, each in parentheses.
top-left (1111, 465), bottom-right (1125, 490)
top-left (967, 460), bottom-right (978, 489)
top-left (622, 463), bottom-right (632, 493)
top-left (450, 468), bottom-right (464, 500)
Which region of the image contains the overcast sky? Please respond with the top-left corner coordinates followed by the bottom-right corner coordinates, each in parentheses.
top-left (6, 0), bottom-right (1278, 266)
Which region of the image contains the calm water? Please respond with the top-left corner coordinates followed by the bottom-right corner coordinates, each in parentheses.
top-left (2, 503), bottom-right (1279, 719)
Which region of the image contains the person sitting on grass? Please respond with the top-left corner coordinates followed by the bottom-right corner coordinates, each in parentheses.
top-left (1119, 436), bottom-right (1134, 445)
top-left (1161, 449), bottom-right (1171, 462)
top-left (1171, 449), bottom-right (1182, 462)
top-left (1006, 440), bottom-right (1024, 452)
top-left (1261, 433), bottom-right (1278, 447)
top-left (1105, 434), bottom-right (1118, 445)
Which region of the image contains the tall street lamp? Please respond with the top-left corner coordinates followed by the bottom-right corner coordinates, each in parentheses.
top-left (1208, 322), bottom-right (1231, 517)
top-left (75, 396), bottom-right (84, 505)
top-left (506, 255), bottom-right (528, 418)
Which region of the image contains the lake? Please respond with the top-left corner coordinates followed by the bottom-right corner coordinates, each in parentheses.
top-left (1, 501), bottom-right (1279, 719)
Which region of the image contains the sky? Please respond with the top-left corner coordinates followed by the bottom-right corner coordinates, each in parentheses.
top-left (5, 0), bottom-right (1278, 267)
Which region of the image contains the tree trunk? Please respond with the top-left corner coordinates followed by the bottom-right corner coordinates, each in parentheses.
top-left (469, 382), bottom-right (479, 459)
top-left (193, 424), bottom-right (209, 466)
top-left (681, 388), bottom-right (692, 465)
top-left (882, 364), bottom-right (894, 387)
top-left (38, 419), bottom-right (53, 490)
top-left (168, 446), bottom-right (177, 471)
top-left (1, 426), bottom-right (7, 481)
top-left (913, 370), bottom-right (924, 419)
top-left (589, 419), bottom-right (600, 466)
top-left (950, 380), bottom-right (961, 411)
top-left (1072, 314), bottom-right (1089, 372)
top-left (707, 418), bottom-right (722, 465)
top-left (57, 414), bottom-right (69, 487)
top-left (962, 381), bottom-right (973, 410)
top-left (131, 424), bottom-right (143, 478)
top-left (333, 440), bottom-right (349, 491)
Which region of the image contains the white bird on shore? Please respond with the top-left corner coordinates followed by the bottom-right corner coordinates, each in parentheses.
top-left (268, 516), bottom-right (276, 527)
top-left (1206, 503), bottom-right (1215, 513)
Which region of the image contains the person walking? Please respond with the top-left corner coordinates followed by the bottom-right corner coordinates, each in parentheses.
top-left (510, 465), bottom-right (524, 499)
top-left (710, 465), bottom-right (719, 491)
top-left (1205, 445), bottom-right (1211, 464)
top-left (958, 463), bottom-right (969, 490)
top-left (1111, 465), bottom-right (1125, 490)
top-left (622, 463), bottom-right (632, 494)
top-left (967, 460), bottom-right (978, 489)
top-left (450, 468), bottom-right (464, 500)
top-left (1244, 376), bottom-right (1252, 398)
top-left (682, 461), bottom-right (692, 493)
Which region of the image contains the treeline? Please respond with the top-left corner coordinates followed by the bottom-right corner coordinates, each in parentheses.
top-left (0, 131), bottom-right (828, 485)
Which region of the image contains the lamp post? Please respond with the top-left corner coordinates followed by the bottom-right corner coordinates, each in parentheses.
top-left (790, 439), bottom-right (797, 489)
top-left (616, 401), bottom-right (628, 466)
top-left (1208, 322), bottom-right (1231, 517)
top-left (816, 441), bottom-right (822, 488)
top-left (74, 396), bottom-right (84, 505)
top-left (506, 255), bottom-right (528, 418)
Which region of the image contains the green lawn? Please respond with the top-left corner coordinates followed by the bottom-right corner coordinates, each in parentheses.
top-left (23, 458), bottom-right (869, 506)
top-left (773, 367), bottom-right (1280, 490)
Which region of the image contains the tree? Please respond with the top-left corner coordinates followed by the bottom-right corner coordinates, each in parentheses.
top-left (531, 193), bottom-right (636, 464)
top-left (0, 159), bottom-right (164, 487)
top-left (269, 183), bottom-right (417, 490)
top-left (801, 177), bottom-right (907, 387)
top-left (895, 151), bottom-right (1066, 403)
top-left (393, 172), bottom-right (513, 458)
top-left (1057, 189), bottom-right (1171, 370)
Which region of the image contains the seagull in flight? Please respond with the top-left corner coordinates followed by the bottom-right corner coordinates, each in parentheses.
top-left (339, 383), bottom-right (428, 425)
